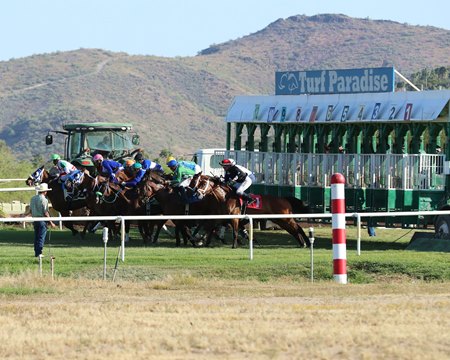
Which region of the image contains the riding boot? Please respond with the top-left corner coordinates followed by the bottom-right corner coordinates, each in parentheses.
top-left (241, 192), bottom-right (255, 205)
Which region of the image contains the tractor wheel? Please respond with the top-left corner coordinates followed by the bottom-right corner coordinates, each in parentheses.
top-left (434, 215), bottom-right (450, 237)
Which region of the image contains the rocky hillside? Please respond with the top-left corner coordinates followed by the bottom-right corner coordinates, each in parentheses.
top-left (0, 14), bottom-right (449, 160)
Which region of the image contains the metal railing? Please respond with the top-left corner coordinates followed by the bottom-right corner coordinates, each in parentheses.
top-left (215, 150), bottom-right (446, 191)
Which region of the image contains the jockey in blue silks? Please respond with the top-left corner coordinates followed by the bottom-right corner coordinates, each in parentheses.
top-left (134, 152), bottom-right (163, 173)
top-left (120, 162), bottom-right (146, 188)
top-left (93, 154), bottom-right (122, 181)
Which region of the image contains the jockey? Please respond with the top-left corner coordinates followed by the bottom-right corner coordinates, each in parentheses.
top-left (166, 156), bottom-right (201, 174)
top-left (134, 152), bottom-right (163, 173)
top-left (167, 158), bottom-right (196, 201)
top-left (92, 154), bottom-right (122, 181)
top-left (51, 154), bottom-right (77, 182)
top-left (220, 158), bottom-right (256, 203)
top-left (120, 162), bottom-right (146, 188)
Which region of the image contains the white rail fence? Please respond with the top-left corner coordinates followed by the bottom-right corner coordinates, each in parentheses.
top-left (0, 210), bottom-right (446, 262)
top-left (0, 178), bottom-right (27, 183)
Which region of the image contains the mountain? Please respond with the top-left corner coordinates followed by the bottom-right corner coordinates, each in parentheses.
top-left (0, 14), bottom-right (449, 160)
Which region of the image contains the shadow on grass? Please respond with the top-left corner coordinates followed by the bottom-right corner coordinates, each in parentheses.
top-left (0, 226), bottom-right (413, 251)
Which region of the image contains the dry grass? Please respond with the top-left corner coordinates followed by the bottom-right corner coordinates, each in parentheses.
top-left (0, 273), bottom-right (449, 359)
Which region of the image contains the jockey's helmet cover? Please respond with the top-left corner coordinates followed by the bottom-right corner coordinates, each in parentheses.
top-left (220, 158), bottom-right (235, 166)
top-left (51, 154), bottom-right (61, 161)
top-left (133, 162), bottom-right (142, 170)
top-left (93, 154), bottom-right (103, 162)
top-left (125, 159), bottom-right (135, 167)
top-left (167, 159), bottom-right (178, 168)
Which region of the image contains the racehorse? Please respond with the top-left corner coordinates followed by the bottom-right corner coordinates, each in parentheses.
top-left (69, 170), bottom-right (160, 243)
top-left (189, 173), bottom-right (310, 247)
top-left (137, 172), bottom-right (241, 247)
top-left (25, 166), bottom-right (89, 236)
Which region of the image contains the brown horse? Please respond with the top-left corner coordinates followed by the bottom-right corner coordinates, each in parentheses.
top-left (137, 173), bottom-right (241, 247)
top-left (189, 173), bottom-right (310, 248)
top-left (25, 166), bottom-right (89, 236)
top-left (70, 170), bottom-right (160, 243)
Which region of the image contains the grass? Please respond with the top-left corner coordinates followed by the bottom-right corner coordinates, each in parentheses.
top-left (1, 223), bottom-right (449, 283)
top-left (1, 223), bottom-right (449, 359)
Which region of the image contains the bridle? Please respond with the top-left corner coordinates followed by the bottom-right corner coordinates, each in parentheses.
top-left (28, 167), bottom-right (45, 185)
top-left (190, 175), bottom-right (213, 199)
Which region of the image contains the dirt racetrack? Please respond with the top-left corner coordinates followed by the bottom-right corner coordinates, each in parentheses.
top-left (1, 274), bottom-right (449, 359)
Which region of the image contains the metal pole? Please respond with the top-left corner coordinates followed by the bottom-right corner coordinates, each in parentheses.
top-left (248, 216), bottom-right (253, 260)
top-left (50, 256), bottom-right (55, 280)
top-left (356, 214), bottom-right (361, 256)
top-left (38, 254), bottom-right (43, 276)
top-left (120, 217), bottom-right (125, 261)
top-left (102, 227), bottom-right (109, 280)
top-left (112, 245), bottom-right (122, 282)
top-left (309, 227), bottom-right (315, 283)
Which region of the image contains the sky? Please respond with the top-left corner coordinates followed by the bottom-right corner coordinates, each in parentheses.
top-left (0, 0), bottom-right (449, 62)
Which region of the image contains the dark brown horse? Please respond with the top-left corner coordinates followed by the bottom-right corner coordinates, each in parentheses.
top-left (189, 173), bottom-right (310, 247)
top-left (70, 170), bottom-right (160, 243)
top-left (25, 166), bottom-right (89, 236)
top-left (137, 173), bottom-right (241, 247)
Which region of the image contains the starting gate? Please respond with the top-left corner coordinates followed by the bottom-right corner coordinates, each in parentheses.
top-left (222, 77), bottom-right (450, 228)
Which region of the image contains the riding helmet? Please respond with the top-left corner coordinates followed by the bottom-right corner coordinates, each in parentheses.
top-left (220, 158), bottom-right (235, 166)
top-left (134, 152), bottom-right (144, 161)
top-left (167, 159), bottom-right (178, 168)
top-left (93, 154), bottom-right (103, 162)
top-left (51, 154), bottom-right (61, 161)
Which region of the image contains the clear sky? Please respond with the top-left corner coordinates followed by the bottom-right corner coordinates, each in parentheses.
top-left (0, 0), bottom-right (448, 61)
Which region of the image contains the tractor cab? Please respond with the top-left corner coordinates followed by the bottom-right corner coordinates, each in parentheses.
top-left (46, 122), bottom-right (140, 174)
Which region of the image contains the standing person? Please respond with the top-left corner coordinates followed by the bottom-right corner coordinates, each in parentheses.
top-left (51, 154), bottom-right (77, 182)
top-left (220, 158), bottom-right (256, 203)
top-left (134, 152), bottom-right (164, 173)
top-left (30, 183), bottom-right (56, 257)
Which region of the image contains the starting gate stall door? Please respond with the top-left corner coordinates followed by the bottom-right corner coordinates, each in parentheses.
top-left (224, 89), bottom-right (450, 226)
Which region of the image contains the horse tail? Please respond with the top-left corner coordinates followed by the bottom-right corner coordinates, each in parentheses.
top-left (284, 196), bottom-right (309, 214)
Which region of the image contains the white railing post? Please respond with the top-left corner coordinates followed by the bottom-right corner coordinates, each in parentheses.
top-left (102, 227), bottom-right (109, 280)
top-left (120, 217), bottom-right (125, 261)
top-left (247, 215), bottom-right (253, 260)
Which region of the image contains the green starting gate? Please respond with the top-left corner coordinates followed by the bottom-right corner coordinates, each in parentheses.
top-left (223, 87), bottom-right (450, 228)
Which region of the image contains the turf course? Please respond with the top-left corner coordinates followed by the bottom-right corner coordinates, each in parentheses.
top-left (1, 224), bottom-right (449, 283)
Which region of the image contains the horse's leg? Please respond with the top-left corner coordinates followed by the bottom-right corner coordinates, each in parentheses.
top-left (80, 221), bottom-right (91, 239)
top-left (230, 219), bottom-right (240, 249)
top-left (138, 221), bottom-right (150, 244)
top-left (174, 222), bottom-right (182, 247)
top-left (272, 218), bottom-right (306, 247)
top-left (59, 211), bottom-right (79, 236)
top-left (151, 220), bottom-right (165, 244)
top-left (297, 223), bottom-right (311, 247)
top-left (125, 221), bottom-right (131, 242)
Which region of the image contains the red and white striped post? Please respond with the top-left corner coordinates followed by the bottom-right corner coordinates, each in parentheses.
top-left (331, 173), bottom-right (347, 284)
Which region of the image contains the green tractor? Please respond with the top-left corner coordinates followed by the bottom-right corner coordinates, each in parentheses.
top-left (45, 122), bottom-right (140, 174)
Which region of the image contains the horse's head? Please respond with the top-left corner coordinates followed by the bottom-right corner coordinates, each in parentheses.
top-left (26, 166), bottom-right (46, 186)
top-left (188, 173), bottom-right (215, 199)
top-left (137, 176), bottom-right (165, 205)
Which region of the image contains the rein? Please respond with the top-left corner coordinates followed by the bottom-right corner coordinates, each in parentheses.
top-left (97, 182), bottom-right (124, 204)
